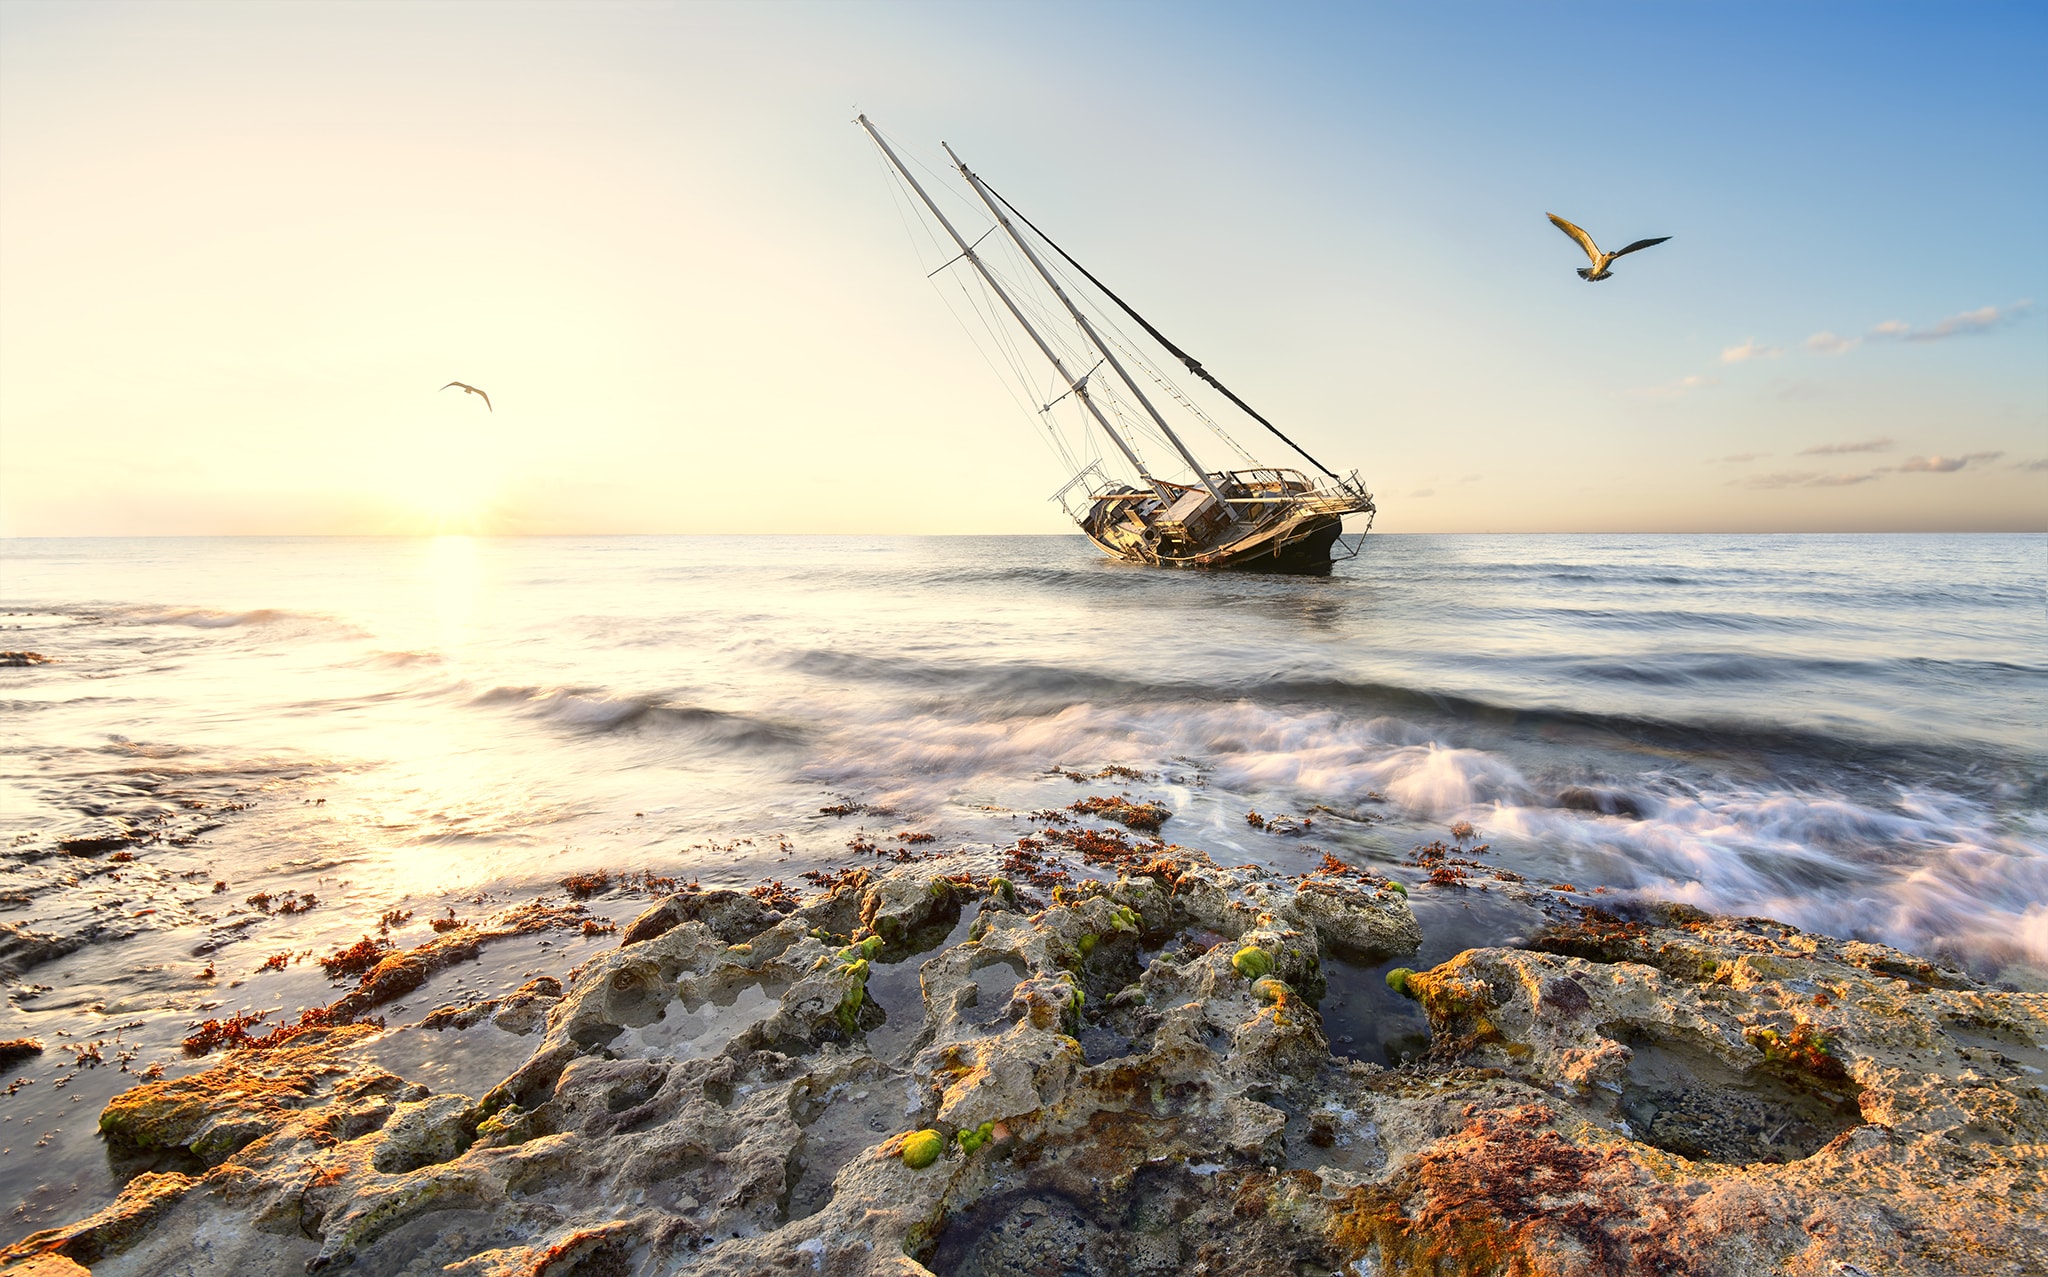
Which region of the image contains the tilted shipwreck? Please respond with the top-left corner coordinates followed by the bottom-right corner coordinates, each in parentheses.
top-left (860, 116), bottom-right (1376, 574)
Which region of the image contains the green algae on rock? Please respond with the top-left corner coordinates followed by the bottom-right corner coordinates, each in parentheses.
top-left (899, 1128), bottom-right (945, 1169)
top-left (1231, 945), bottom-right (1274, 980)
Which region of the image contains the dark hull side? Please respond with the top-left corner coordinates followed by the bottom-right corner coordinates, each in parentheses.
top-left (1084, 513), bottom-right (1352, 575)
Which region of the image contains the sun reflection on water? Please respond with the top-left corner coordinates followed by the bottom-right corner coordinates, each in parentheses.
top-left (422, 534), bottom-right (481, 654)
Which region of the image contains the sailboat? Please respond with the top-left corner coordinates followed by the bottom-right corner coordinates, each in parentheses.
top-left (860, 116), bottom-right (1376, 574)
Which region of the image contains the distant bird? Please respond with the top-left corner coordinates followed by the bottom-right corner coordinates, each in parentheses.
top-left (440, 381), bottom-right (492, 411)
top-left (1547, 214), bottom-right (1670, 282)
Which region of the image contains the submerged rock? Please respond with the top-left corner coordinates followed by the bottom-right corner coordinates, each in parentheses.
top-left (2, 853), bottom-right (2040, 1276)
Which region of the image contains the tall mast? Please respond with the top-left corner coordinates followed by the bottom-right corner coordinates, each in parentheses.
top-left (943, 143), bottom-right (1233, 515)
top-left (856, 116), bottom-right (1172, 508)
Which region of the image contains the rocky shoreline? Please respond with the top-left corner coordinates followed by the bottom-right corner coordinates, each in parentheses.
top-left (2, 841), bottom-right (2043, 1277)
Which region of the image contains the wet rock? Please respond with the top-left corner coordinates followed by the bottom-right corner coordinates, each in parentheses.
top-left (0, 920), bottom-right (94, 981)
top-left (418, 1000), bottom-right (499, 1032)
top-left (2, 853), bottom-right (2040, 1277)
top-left (1282, 874), bottom-right (1422, 959)
top-left (491, 977), bottom-right (566, 1036)
top-left (57, 831), bottom-right (142, 854)
top-left (619, 887), bottom-right (785, 947)
top-left (6, 1255), bottom-right (91, 1277)
top-left (1556, 785), bottom-right (1645, 818)
top-left (371, 1093), bottom-right (479, 1174)
top-left (326, 904), bottom-right (587, 1021)
top-left (97, 1025), bottom-right (406, 1166)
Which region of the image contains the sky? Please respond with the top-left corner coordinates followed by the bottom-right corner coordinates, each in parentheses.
top-left (0, 0), bottom-right (2042, 536)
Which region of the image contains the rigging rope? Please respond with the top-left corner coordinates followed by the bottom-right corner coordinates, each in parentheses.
top-left (978, 178), bottom-right (1344, 480)
top-left (873, 152), bottom-right (1070, 472)
top-left (871, 149), bottom-right (1107, 486)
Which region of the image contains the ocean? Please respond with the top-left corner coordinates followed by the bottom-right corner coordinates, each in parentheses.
top-left (1, 531), bottom-right (2043, 1238)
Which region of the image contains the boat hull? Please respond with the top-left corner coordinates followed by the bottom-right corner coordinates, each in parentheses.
top-left (1083, 512), bottom-right (1352, 575)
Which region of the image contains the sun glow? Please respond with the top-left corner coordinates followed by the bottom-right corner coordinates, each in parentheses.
top-left (386, 425), bottom-right (506, 535)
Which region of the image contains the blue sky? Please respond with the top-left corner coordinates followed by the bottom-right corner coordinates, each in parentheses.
top-left (1, 1), bottom-right (2040, 533)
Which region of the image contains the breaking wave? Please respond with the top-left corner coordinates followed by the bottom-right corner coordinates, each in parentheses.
top-left (1488, 785), bottom-right (2048, 978)
top-left (470, 684), bottom-right (802, 750)
top-left (798, 691), bottom-right (2046, 975)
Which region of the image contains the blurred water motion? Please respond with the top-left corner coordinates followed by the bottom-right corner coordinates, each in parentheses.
top-left (0, 532), bottom-right (2042, 1238)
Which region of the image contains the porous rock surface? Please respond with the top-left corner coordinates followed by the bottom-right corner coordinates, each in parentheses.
top-left (2, 855), bottom-right (2041, 1276)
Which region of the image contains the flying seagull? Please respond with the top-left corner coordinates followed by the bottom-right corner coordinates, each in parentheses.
top-left (1547, 214), bottom-right (1670, 282)
top-left (440, 381), bottom-right (492, 411)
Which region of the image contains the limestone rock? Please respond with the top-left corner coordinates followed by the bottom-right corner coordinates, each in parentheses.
top-left (2, 857), bottom-right (2039, 1277)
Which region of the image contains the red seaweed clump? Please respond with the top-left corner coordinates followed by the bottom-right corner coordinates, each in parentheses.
top-left (182, 1011), bottom-right (269, 1055)
top-left (318, 936), bottom-right (392, 979)
top-left (1527, 905), bottom-right (1654, 966)
top-left (1068, 795), bottom-right (1170, 833)
top-left (561, 869), bottom-right (614, 899)
top-left (1328, 1105), bottom-right (1687, 1275)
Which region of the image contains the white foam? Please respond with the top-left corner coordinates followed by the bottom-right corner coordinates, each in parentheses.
top-left (799, 695), bottom-right (2045, 976)
top-left (1490, 785), bottom-right (2048, 975)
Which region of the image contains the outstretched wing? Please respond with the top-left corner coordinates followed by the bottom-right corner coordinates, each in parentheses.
top-left (1547, 213), bottom-right (1602, 264)
top-left (476, 388), bottom-right (491, 412)
top-left (1611, 235), bottom-right (1671, 259)
top-left (440, 382), bottom-right (465, 391)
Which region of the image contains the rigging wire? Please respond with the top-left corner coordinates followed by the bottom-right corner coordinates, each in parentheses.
top-left (977, 177), bottom-right (1346, 481)
top-left (869, 144), bottom-right (1109, 483)
top-left (1094, 319), bottom-right (1257, 466)
top-left (1016, 224), bottom-right (1263, 469)
top-left (870, 150), bottom-right (1071, 470)
top-left (872, 125), bottom-right (1263, 495)
top-left (965, 191), bottom-right (1229, 484)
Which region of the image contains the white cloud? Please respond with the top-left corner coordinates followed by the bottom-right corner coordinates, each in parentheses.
top-left (1805, 331), bottom-right (1860, 355)
top-left (1408, 488), bottom-right (1435, 498)
top-left (1807, 472), bottom-right (1881, 487)
top-left (2019, 458), bottom-right (2048, 472)
top-left (1720, 339), bottom-right (1783, 363)
top-left (1798, 438), bottom-right (1892, 455)
top-left (1869, 302), bottom-right (2033, 343)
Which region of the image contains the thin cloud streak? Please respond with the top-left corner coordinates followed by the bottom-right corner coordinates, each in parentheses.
top-left (1903, 302), bottom-right (2031, 342)
top-left (1799, 438), bottom-right (1892, 455)
top-left (1736, 469), bottom-right (1886, 490)
top-left (1751, 303), bottom-right (2031, 368)
top-left (1899, 452), bottom-right (2001, 473)
top-left (1805, 331), bottom-right (1860, 355)
top-left (1736, 472), bottom-right (1818, 489)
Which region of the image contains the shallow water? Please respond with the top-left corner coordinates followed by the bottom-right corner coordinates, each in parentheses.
top-left (1, 531), bottom-right (2043, 1238)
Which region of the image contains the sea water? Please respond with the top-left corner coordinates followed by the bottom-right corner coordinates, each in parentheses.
top-left (1, 532), bottom-right (2043, 1236)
